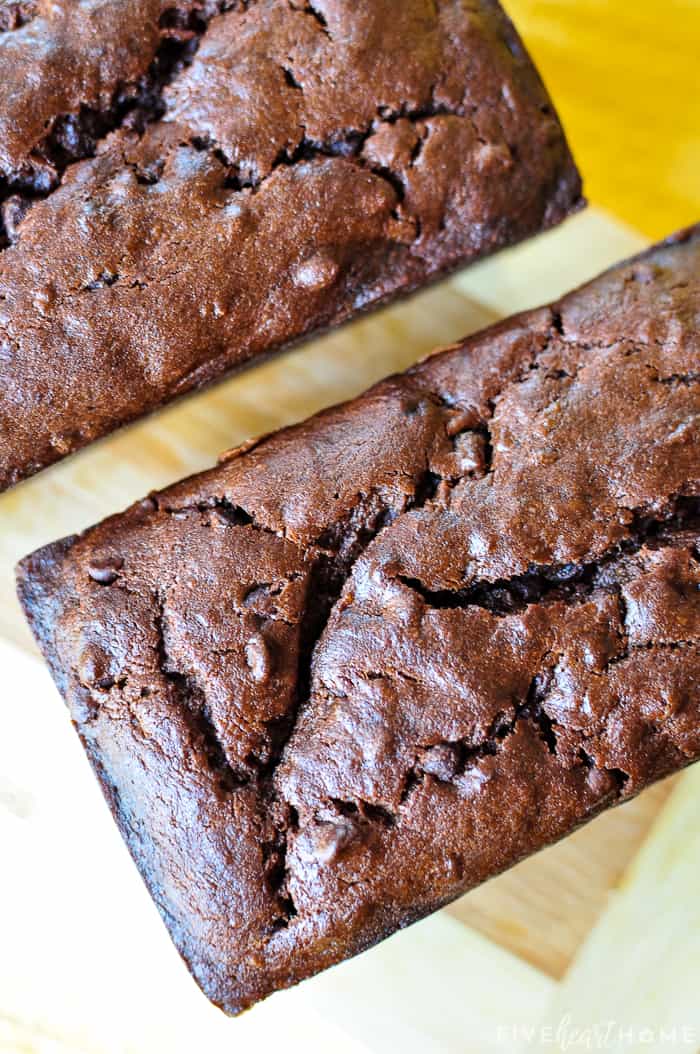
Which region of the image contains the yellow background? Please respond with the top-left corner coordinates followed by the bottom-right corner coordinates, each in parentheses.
top-left (508, 0), bottom-right (700, 238)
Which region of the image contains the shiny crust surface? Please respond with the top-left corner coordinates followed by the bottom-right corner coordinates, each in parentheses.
top-left (0, 0), bottom-right (582, 490)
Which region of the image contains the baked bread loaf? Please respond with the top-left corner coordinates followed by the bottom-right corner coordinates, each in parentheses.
top-left (0, 0), bottom-right (582, 491)
top-left (18, 225), bottom-right (700, 1014)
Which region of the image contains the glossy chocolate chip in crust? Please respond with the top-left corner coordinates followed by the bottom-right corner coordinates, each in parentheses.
top-left (17, 228), bottom-right (700, 1013)
top-left (0, 0), bottom-right (583, 491)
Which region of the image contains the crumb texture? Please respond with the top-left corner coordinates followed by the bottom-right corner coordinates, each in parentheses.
top-left (0, 0), bottom-right (582, 491)
top-left (17, 227), bottom-right (700, 1013)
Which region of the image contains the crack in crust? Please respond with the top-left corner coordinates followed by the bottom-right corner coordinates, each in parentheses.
top-left (397, 678), bottom-right (576, 811)
top-left (147, 496), bottom-right (700, 926)
top-left (396, 496), bottom-right (700, 616)
top-left (217, 101), bottom-right (462, 197)
top-left (308, 498), bottom-right (699, 824)
top-left (0, 2), bottom-right (481, 244)
top-left (290, 0), bottom-right (331, 39)
top-left (145, 467), bottom-right (446, 930)
top-left (0, 2), bottom-right (240, 236)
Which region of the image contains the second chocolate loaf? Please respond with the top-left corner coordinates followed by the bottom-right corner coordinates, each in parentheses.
top-left (0, 0), bottom-right (582, 491)
top-left (17, 225), bottom-right (700, 1013)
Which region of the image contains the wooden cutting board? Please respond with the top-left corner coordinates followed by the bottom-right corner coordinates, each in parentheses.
top-left (2, 209), bottom-right (699, 1054)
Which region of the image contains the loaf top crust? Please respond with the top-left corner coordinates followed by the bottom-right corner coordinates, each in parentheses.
top-left (0, 0), bottom-right (582, 490)
top-left (0, 0), bottom-right (231, 184)
top-left (18, 225), bottom-right (700, 1013)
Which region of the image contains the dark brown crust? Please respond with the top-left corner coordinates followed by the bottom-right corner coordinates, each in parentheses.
top-left (17, 226), bottom-right (700, 1013)
top-left (0, 1), bottom-right (237, 189)
top-left (0, 0), bottom-right (583, 492)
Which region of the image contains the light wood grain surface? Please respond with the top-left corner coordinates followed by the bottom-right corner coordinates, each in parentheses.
top-left (525, 766), bottom-right (700, 1054)
top-left (2, 1), bottom-right (699, 1050)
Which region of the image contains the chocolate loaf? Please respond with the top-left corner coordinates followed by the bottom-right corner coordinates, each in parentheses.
top-left (0, 0), bottom-right (583, 491)
top-left (17, 226), bottom-right (700, 1014)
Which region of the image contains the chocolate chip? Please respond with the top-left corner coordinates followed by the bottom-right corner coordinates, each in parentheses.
top-left (305, 819), bottom-right (358, 864)
top-left (585, 765), bottom-right (616, 796)
top-left (418, 742), bottom-right (462, 781)
top-left (87, 555), bottom-right (124, 585)
top-left (245, 634), bottom-right (273, 683)
top-left (1, 195), bottom-right (33, 245)
top-left (292, 251), bottom-right (339, 291)
top-left (77, 642), bottom-right (113, 687)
